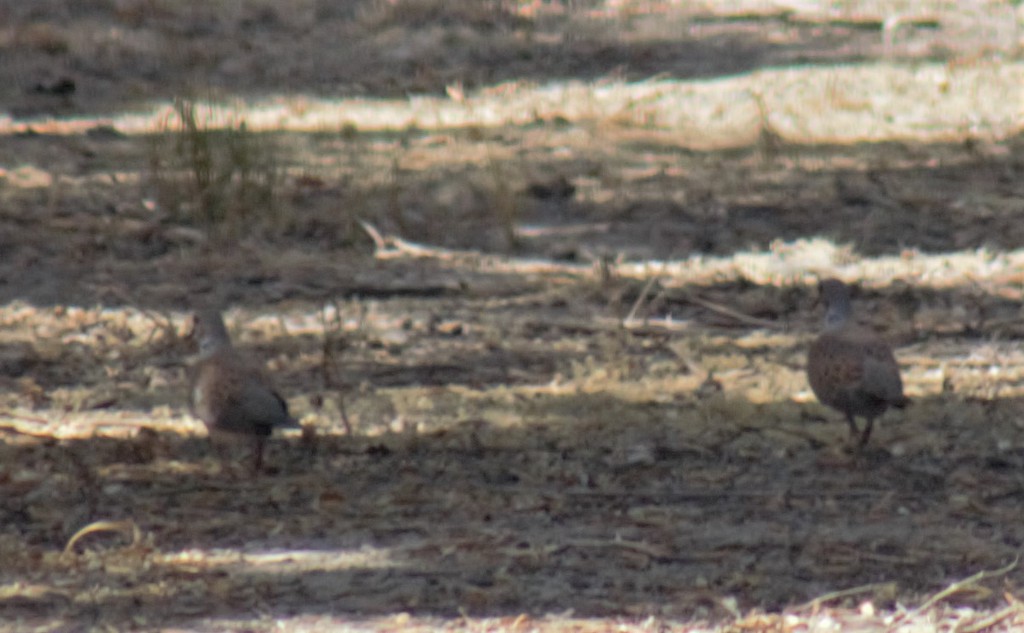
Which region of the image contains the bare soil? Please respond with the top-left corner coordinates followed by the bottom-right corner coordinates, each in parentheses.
top-left (3, 1), bottom-right (1024, 631)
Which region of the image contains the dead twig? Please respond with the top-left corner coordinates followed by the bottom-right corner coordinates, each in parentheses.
top-left (356, 220), bottom-right (596, 274)
top-left (319, 301), bottom-right (353, 435)
top-left (358, 219), bottom-right (459, 259)
top-left (888, 558), bottom-right (1019, 631)
top-left (357, 219), bottom-right (388, 251)
top-left (958, 602), bottom-right (1021, 633)
top-left (675, 291), bottom-right (782, 329)
top-left (561, 488), bottom-right (885, 502)
top-left (561, 537), bottom-right (672, 560)
top-left (0, 410), bottom-right (51, 426)
top-left (623, 274), bottom-right (662, 325)
top-left (63, 520), bottom-right (141, 555)
top-left (790, 582), bottom-right (897, 614)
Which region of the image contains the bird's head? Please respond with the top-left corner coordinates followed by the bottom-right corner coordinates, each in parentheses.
top-left (817, 278), bottom-right (854, 328)
top-left (188, 309), bottom-right (232, 357)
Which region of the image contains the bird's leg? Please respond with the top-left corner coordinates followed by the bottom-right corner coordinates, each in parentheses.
top-left (251, 436), bottom-right (266, 475)
top-left (846, 414), bottom-right (860, 440)
top-left (859, 417), bottom-right (875, 447)
top-left (209, 434), bottom-right (231, 469)
top-left (207, 434), bottom-right (247, 479)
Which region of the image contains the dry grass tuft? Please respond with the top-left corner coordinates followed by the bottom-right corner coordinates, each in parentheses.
top-left (148, 98), bottom-right (284, 240)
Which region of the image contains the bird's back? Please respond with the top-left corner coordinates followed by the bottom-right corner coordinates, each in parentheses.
top-left (808, 324), bottom-right (906, 418)
top-left (191, 347), bottom-right (292, 436)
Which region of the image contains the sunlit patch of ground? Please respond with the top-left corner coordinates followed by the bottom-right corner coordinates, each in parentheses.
top-left (4, 60), bottom-right (1023, 148)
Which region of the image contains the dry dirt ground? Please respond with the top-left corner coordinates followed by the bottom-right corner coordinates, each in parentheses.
top-left (3, 1), bottom-right (1024, 631)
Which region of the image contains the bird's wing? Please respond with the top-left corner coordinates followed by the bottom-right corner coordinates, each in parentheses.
top-left (192, 351), bottom-right (293, 433)
top-left (809, 334), bottom-right (865, 391)
top-left (229, 380), bottom-right (291, 430)
top-left (246, 363), bottom-right (299, 428)
top-left (859, 336), bottom-right (906, 404)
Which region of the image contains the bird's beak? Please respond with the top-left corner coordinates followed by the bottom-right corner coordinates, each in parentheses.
top-left (810, 278), bottom-right (826, 310)
top-left (184, 315), bottom-right (199, 345)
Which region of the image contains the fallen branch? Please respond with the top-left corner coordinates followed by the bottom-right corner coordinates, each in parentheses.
top-left (674, 291), bottom-right (782, 329)
top-left (358, 219), bottom-right (463, 260)
top-left (356, 220), bottom-right (596, 274)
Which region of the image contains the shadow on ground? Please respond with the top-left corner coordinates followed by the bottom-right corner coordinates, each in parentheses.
top-left (2, 385), bottom-right (1023, 628)
top-left (0, 1), bottom-right (976, 117)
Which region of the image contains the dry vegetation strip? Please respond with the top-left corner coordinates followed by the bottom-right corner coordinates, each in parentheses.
top-left (3, 61), bottom-right (1023, 147)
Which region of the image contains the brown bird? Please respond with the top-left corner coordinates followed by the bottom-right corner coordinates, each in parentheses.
top-left (189, 310), bottom-right (297, 472)
top-left (807, 279), bottom-right (908, 447)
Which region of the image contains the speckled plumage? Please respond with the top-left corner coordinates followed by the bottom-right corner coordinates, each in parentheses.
top-left (807, 279), bottom-right (908, 446)
top-left (189, 310), bottom-right (296, 471)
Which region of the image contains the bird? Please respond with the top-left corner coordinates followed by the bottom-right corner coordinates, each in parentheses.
top-left (807, 279), bottom-right (908, 447)
top-left (189, 309), bottom-right (297, 472)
